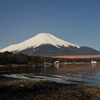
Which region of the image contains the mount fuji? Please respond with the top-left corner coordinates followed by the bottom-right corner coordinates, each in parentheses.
top-left (0, 33), bottom-right (100, 56)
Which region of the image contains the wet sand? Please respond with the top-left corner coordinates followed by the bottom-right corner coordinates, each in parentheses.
top-left (0, 76), bottom-right (100, 100)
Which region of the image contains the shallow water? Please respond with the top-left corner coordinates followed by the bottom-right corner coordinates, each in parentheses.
top-left (0, 63), bottom-right (100, 84)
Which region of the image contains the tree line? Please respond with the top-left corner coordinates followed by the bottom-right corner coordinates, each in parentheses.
top-left (0, 51), bottom-right (100, 65)
top-left (0, 51), bottom-right (57, 65)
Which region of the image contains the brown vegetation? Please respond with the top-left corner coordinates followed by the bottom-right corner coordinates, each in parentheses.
top-left (52, 54), bottom-right (100, 59)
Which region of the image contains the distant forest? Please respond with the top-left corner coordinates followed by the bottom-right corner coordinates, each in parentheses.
top-left (0, 51), bottom-right (100, 65)
top-left (0, 51), bottom-right (56, 65)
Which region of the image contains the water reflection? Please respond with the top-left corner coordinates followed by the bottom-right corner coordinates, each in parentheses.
top-left (0, 63), bottom-right (100, 84)
top-left (0, 63), bottom-right (100, 75)
top-left (54, 64), bottom-right (59, 70)
top-left (91, 63), bottom-right (97, 67)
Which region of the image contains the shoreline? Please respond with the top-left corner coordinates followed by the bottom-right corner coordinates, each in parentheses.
top-left (0, 64), bottom-right (28, 67)
top-left (0, 76), bottom-right (100, 100)
top-left (0, 62), bottom-right (98, 67)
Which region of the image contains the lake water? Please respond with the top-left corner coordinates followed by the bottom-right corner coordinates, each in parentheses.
top-left (0, 63), bottom-right (100, 84)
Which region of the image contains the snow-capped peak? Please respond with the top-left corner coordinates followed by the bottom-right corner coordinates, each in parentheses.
top-left (0, 33), bottom-right (80, 52)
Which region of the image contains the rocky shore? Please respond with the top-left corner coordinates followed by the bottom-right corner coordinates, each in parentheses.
top-left (0, 76), bottom-right (100, 100)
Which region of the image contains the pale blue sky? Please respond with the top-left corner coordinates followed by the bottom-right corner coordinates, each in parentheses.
top-left (0, 0), bottom-right (100, 51)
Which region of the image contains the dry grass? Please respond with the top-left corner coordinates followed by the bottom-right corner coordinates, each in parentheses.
top-left (51, 54), bottom-right (100, 59)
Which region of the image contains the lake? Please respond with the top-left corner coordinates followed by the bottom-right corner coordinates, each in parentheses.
top-left (0, 63), bottom-right (100, 84)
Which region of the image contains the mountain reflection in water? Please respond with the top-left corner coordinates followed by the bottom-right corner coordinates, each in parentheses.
top-left (0, 63), bottom-right (100, 84)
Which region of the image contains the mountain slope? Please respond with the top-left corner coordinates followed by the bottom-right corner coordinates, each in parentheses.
top-left (19, 44), bottom-right (100, 56)
top-left (0, 33), bottom-right (80, 52)
top-left (0, 33), bottom-right (100, 56)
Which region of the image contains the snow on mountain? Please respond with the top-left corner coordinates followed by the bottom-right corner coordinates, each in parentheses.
top-left (0, 33), bottom-right (80, 52)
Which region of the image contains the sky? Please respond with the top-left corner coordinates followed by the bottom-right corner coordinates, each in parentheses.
top-left (0, 0), bottom-right (100, 51)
